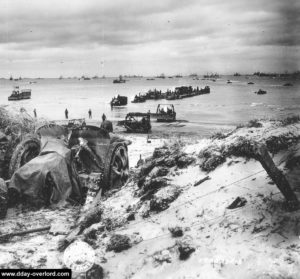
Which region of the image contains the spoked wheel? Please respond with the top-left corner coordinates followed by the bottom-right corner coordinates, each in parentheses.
top-left (9, 135), bottom-right (41, 177)
top-left (103, 143), bottom-right (129, 191)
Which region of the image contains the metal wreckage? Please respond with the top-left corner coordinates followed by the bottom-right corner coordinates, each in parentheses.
top-left (0, 120), bottom-right (130, 220)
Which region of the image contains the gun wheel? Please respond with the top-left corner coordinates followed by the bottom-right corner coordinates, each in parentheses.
top-left (103, 143), bottom-right (129, 191)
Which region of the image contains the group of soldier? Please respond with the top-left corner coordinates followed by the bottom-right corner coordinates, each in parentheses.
top-left (33, 108), bottom-right (113, 133)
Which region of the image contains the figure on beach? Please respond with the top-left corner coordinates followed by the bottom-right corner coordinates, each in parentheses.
top-left (136, 154), bottom-right (144, 168)
top-left (33, 108), bottom-right (37, 118)
top-left (65, 108), bottom-right (68, 119)
top-left (100, 113), bottom-right (113, 133)
top-left (88, 109), bottom-right (92, 119)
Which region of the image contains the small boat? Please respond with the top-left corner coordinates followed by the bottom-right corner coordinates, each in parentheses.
top-left (283, 83), bottom-right (293, 86)
top-left (8, 86), bottom-right (31, 101)
top-left (132, 94), bottom-right (146, 103)
top-left (113, 75), bottom-right (126, 83)
top-left (227, 80), bottom-right (232, 84)
top-left (110, 95), bottom-right (128, 107)
top-left (247, 82), bottom-right (254, 85)
top-left (255, 89), bottom-right (267, 95)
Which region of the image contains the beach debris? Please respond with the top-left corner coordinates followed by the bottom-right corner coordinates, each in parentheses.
top-left (0, 132), bottom-right (8, 142)
top-left (254, 144), bottom-right (299, 210)
top-left (194, 176), bottom-right (211, 187)
top-left (246, 119), bottom-right (262, 128)
top-left (49, 221), bottom-right (72, 236)
top-left (106, 233), bottom-right (131, 252)
top-left (227, 197), bottom-right (247, 209)
top-left (199, 149), bottom-right (225, 172)
top-left (83, 223), bottom-right (105, 242)
top-left (139, 177), bottom-right (169, 199)
top-left (58, 205), bottom-right (103, 251)
top-left (126, 212), bottom-right (135, 221)
top-left (285, 143), bottom-right (300, 169)
top-left (85, 264), bottom-right (104, 279)
top-left (169, 226), bottom-right (184, 237)
top-left (177, 154), bottom-right (195, 168)
top-left (0, 178), bottom-right (8, 219)
top-left (149, 185), bottom-right (181, 212)
top-left (138, 200), bottom-right (151, 218)
top-left (101, 214), bottom-right (127, 231)
top-left (176, 235), bottom-right (195, 260)
top-left (139, 143), bottom-right (194, 180)
top-left (153, 249), bottom-right (172, 264)
top-left (0, 226), bottom-right (51, 243)
top-left (148, 166), bottom-right (169, 179)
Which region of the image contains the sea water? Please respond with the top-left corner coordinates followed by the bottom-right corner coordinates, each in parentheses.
top-left (0, 76), bottom-right (299, 135)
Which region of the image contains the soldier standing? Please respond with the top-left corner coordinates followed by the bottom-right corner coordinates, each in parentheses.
top-left (65, 108), bottom-right (69, 119)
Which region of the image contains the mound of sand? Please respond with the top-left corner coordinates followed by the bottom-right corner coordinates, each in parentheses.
top-left (1, 118), bottom-right (300, 278)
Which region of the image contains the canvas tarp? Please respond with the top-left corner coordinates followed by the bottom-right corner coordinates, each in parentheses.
top-left (9, 138), bottom-right (83, 208)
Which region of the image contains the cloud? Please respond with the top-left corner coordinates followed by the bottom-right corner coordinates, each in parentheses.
top-left (0, 0), bottom-right (299, 76)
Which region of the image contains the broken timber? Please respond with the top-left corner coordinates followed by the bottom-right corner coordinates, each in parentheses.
top-left (252, 143), bottom-right (299, 210)
top-left (0, 226), bottom-right (51, 243)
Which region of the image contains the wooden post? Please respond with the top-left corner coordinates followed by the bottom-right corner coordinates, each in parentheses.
top-left (252, 143), bottom-right (299, 210)
top-left (0, 226), bottom-right (51, 242)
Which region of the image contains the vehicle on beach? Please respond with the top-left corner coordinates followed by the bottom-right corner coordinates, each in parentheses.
top-left (113, 75), bottom-right (126, 83)
top-left (132, 94), bottom-right (146, 103)
top-left (255, 89), bottom-right (267, 95)
top-left (155, 104), bottom-right (176, 122)
top-left (8, 86), bottom-right (31, 101)
top-left (0, 121), bottom-right (130, 218)
top-left (66, 118), bottom-right (86, 128)
top-left (110, 95), bottom-right (128, 107)
top-left (121, 113), bottom-right (151, 133)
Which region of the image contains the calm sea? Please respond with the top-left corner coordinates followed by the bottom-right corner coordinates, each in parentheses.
top-left (0, 76), bottom-right (299, 136)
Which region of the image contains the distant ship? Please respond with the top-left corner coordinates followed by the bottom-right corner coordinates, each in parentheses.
top-left (113, 75), bottom-right (126, 83)
top-left (203, 73), bottom-right (220, 78)
top-left (8, 86), bottom-right (31, 101)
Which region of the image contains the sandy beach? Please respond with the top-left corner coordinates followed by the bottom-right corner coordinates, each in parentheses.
top-left (1, 106), bottom-right (300, 278)
top-left (1, 0), bottom-right (300, 278)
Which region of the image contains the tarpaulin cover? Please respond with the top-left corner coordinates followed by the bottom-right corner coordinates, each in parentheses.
top-left (9, 138), bottom-right (83, 208)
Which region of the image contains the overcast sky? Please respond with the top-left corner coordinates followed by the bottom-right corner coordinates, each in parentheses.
top-left (0, 0), bottom-right (299, 77)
